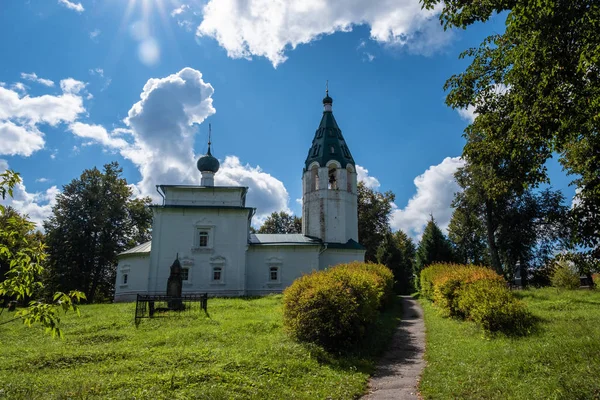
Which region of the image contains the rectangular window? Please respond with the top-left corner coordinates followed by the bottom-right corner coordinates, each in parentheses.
top-left (269, 267), bottom-right (279, 282)
top-left (181, 268), bottom-right (189, 281)
top-left (199, 231), bottom-right (209, 247)
top-left (122, 273), bottom-right (128, 285)
top-left (212, 266), bottom-right (222, 282)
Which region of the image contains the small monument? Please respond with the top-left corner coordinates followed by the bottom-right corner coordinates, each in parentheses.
top-left (166, 255), bottom-right (184, 310)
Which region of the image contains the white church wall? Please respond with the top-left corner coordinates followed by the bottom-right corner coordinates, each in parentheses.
top-left (114, 254), bottom-right (150, 302)
top-left (148, 207), bottom-right (250, 296)
top-left (318, 248), bottom-right (365, 270)
top-left (162, 186), bottom-right (245, 207)
top-left (245, 246), bottom-right (320, 295)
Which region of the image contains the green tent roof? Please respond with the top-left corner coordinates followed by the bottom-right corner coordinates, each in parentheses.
top-left (304, 94), bottom-right (355, 170)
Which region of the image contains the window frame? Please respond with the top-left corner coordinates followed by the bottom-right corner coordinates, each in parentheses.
top-left (192, 225), bottom-right (215, 252)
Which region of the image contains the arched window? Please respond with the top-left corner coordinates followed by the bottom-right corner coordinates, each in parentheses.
top-left (328, 167), bottom-right (338, 190)
top-left (346, 165), bottom-right (354, 192)
top-left (311, 165), bottom-right (319, 191)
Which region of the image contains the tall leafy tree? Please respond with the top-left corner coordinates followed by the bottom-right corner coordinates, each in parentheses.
top-left (415, 216), bottom-right (455, 276)
top-left (0, 170), bottom-right (84, 337)
top-left (376, 230), bottom-right (416, 294)
top-left (448, 199), bottom-right (489, 266)
top-left (357, 182), bottom-right (395, 262)
top-left (44, 162), bottom-right (152, 303)
top-left (257, 211), bottom-right (302, 234)
top-left (452, 164), bottom-right (569, 284)
top-left (422, 0), bottom-right (600, 259)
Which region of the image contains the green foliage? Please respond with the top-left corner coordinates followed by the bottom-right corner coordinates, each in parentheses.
top-left (448, 200), bottom-right (489, 266)
top-left (415, 216), bottom-right (455, 279)
top-left (357, 182), bottom-right (395, 262)
top-left (0, 169), bottom-right (85, 338)
top-left (44, 162), bottom-right (152, 302)
top-left (457, 280), bottom-right (532, 334)
top-left (551, 259), bottom-right (581, 290)
top-left (283, 262), bottom-right (393, 351)
top-left (257, 211), bottom-right (301, 234)
top-left (0, 296), bottom-right (402, 399)
top-left (422, 0), bottom-right (600, 260)
top-left (376, 230), bottom-right (416, 294)
top-left (419, 288), bottom-right (600, 399)
top-left (420, 263), bottom-right (530, 334)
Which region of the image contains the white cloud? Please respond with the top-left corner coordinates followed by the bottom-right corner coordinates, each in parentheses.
top-left (58, 0), bottom-right (84, 13)
top-left (60, 78), bottom-right (86, 94)
top-left (356, 164), bottom-right (380, 189)
top-left (0, 84), bottom-right (86, 157)
top-left (0, 159), bottom-right (58, 230)
top-left (457, 105), bottom-right (476, 123)
top-left (20, 72), bottom-right (54, 87)
top-left (197, 0), bottom-right (450, 67)
top-left (0, 121), bottom-right (45, 157)
top-left (90, 29), bottom-right (101, 40)
top-left (70, 68), bottom-right (291, 220)
top-left (68, 122), bottom-right (130, 150)
top-left (216, 156), bottom-right (290, 220)
top-left (11, 82), bottom-right (28, 93)
top-left (391, 156), bottom-right (465, 238)
top-left (120, 68), bottom-right (216, 198)
top-left (0, 85), bottom-right (85, 125)
top-left (89, 68), bottom-right (104, 77)
top-left (36, 178), bottom-right (50, 183)
top-left (171, 4), bottom-right (189, 17)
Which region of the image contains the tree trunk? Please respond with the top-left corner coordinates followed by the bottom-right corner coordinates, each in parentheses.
top-left (485, 200), bottom-right (503, 275)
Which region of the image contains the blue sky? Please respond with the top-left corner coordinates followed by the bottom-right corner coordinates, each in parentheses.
top-left (0, 0), bottom-right (574, 237)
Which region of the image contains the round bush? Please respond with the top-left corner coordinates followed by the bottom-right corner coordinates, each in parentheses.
top-left (551, 260), bottom-right (580, 289)
top-left (283, 262), bottom-right (393, 350)
top-left (457, 280), bottom-right (533, 334)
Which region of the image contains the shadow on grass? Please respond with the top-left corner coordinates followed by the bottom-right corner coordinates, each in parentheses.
top-left (301, 296), bottom-right (420, 377)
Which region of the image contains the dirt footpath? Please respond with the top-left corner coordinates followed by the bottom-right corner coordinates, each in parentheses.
top-left (363, 296), bottom-right (426, 400)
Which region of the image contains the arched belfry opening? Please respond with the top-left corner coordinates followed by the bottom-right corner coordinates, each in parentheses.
top-left (328, 167), bottom-right (337, 190)
top-left (302, 89), bottom-right (359, 243)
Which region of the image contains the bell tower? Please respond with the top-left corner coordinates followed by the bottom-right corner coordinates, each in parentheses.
top-left (302, 91), bottom-right (358, 244)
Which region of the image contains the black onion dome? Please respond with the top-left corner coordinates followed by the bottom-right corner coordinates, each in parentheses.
top-left (197, 147), bottom-right (220, 173)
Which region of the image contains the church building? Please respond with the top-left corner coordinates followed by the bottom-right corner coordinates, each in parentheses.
top-left (114, 92), bottom-right (365, 301)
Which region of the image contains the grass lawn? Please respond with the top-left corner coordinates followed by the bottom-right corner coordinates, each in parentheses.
top-left (419, 288), bottom-right (600, 399)
top-left (0, 295), bottom-right (401, 399)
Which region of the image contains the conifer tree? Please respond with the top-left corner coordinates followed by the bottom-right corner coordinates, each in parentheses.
top-left (376, 230), bottom-right (416, 294)
top-left (415, 216), bottom-right (455, 277)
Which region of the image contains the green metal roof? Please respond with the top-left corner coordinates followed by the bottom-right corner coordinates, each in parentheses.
top-left (119, 241), bottom-right (151, 256)
top-left (304, 94), bottom-right (355, 170)
top-left (249, 234), bottom-right (322, 246)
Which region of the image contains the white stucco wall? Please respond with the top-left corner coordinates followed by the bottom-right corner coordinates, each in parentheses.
top-left (148, 206), bottom-right (250, 296)
top-left (318, 248), bottom-right (366, 270)
top-left (114, 254), bottom-right (150, 302)
top-left (161, 186), bottom-right (246, 207)
top-left (302, 167), bottom-right (358, 244)
top-left (245, 245), bottom-right (321, 295)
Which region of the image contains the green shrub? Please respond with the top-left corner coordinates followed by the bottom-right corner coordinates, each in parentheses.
top-left (593, 273), bottom-right (599, 288)
top-left (551, 260), bottom-right (580, 289)
top-left (457, 280), bottom-right (533, 334)
top-left (420, 263), bottom-right (532, 334)
top-left (283, 262), bottom-right (393, 350)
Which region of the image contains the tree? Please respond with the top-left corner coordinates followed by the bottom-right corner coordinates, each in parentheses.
top-left (258, 211), bottom-right (302, 234)
top-left (448, 200), bottom-right (489, 266)
top-left (44, 162), bottom-right (152, 303)
top-left (0, 207), bottom-right (44, 286)
top-left (452, 162), bottom-right (569, 284)
top-left (357, 182), bottom-right (395, 262)
top-left (0, 170), bottom-right (84, 337)
top-left (376, 230), bottom-right (416, 294)
top-left (422, 0), bottom-right (600, 259)
top-left (415, 216), bottom-right (455, 277)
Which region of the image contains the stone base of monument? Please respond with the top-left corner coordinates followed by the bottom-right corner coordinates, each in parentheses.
top-left (134, 293), bottom-right (208, 326)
